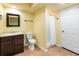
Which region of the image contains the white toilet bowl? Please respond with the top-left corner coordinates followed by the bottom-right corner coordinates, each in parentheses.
top-left (29, 39), bottom-right (36, 44)
top-left (26, 32), bottom-right (36, 50)
top-left (28, 39), bottom-right (36, 50)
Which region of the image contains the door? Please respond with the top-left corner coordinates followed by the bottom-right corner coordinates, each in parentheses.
top-left (49, 16), bottom-right (56, 46)
top-left (1, 37), bottom-right (15, 55)
top-left (14, 35), bottom-right (24, 53)
top-left (46, 16), bottom-right (56, 48)
top-left (61, 6), bottom-right (79, 53)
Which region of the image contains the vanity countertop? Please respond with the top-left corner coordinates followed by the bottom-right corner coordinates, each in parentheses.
top-left (0, 32), bottom-right (24, 37)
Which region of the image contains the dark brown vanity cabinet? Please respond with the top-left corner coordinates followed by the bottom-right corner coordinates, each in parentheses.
top-left (0, 34), bottom-right (24, 56)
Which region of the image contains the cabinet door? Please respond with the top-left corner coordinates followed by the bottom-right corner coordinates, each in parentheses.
top-left (14, 35), bottom-right (24, 53)
top-left (1, 37), bottom-right (15, 56)
top-left (15, 35), bottom-right (23, 45)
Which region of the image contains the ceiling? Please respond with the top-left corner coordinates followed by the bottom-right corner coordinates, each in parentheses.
top-left (44, 3), bottom-right (79, 11)
top-left (2, 3), bottom-right (79, 13)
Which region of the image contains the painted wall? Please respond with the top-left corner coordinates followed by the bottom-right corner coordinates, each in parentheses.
top-left (46, 7), bottom-right (61, 46)
top-left (2, 7), bottom-right (34, 33)
top-left (0, 4), bottom-right (3, 33)
top-left (34, 8), bottom-right (47, 50)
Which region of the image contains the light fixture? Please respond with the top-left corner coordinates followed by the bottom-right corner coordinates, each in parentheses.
top-left (59, 3), bottom-right (64, 5)
top-left (12, 6), bottom-right (16, 9)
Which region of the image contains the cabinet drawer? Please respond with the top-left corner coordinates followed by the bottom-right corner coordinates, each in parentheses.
top-left (0, 36), bottom-right (14, 42)
top-left (14, 34), bottom-right (24, 39)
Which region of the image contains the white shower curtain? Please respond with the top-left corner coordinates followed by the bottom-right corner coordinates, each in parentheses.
top-left (47, 16), bottom-right (56, 48)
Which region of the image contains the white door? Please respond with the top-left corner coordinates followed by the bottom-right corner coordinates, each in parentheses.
top-left (49, 16), bottom-right (56, 46)
top-left (46, 16), bottom-right (56, 48)
top-left (61, 6), bottom-right (79, 54)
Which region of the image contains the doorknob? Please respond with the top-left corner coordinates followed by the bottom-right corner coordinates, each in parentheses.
top-left (62, 30), bottom-right (64, 32)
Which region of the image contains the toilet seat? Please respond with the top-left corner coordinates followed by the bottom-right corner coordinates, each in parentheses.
top-left (28, 39), bottom-right (36, 44)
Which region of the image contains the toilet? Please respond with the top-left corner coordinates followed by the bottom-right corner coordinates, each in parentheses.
top-left (26, 32), bottom-right (36, 50)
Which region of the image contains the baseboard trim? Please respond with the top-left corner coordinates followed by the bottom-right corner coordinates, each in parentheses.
top-left (62, 47), bottom-right (79, 55)
top-left (36, 44), bottom-right (48, 52)
top-left (55, 44), bottom-right (62, 47)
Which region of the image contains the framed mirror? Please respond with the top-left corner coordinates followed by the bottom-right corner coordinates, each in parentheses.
top-left (6, 13), bottom-right (20, 27)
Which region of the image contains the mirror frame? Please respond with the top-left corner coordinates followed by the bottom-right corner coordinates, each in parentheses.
top-left (6, 13), bottom-right (20, 27)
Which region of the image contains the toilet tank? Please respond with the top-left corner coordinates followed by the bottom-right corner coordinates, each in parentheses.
top-left (26, 32), bottom-right (33, 39)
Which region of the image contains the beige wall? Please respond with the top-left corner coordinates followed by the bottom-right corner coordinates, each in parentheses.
top-left (1, 6), bottom-right (34, 33)
top-left (46, 7), bottom-right (61, 46)
top-left (34, 8), bottom-right (47, 50)
top-left (0, 4), bottom-right (3, 33)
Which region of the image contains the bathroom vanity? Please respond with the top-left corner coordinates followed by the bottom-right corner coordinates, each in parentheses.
top-left (0, 32), bottom-right (24, 56)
